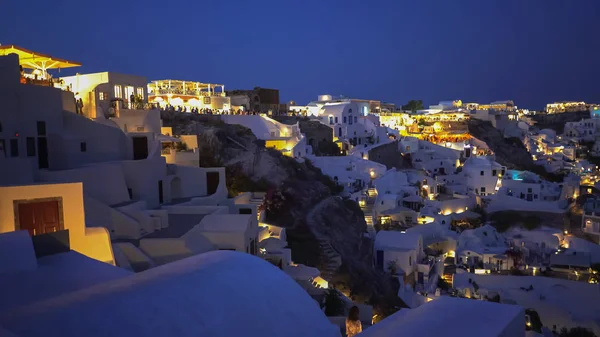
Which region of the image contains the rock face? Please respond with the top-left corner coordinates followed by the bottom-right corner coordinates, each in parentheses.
top-left (468, 119), bottom-right (536, 170)
top-left (305, 197), bottom-right (404, 316)
top-left (532, 111), bottom-right (589, 133)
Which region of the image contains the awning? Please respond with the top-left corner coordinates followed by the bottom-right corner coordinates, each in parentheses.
top-left (0, 45), bottom-right (81, 71)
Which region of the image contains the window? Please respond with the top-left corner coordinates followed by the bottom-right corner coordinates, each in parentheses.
top-left (335, 117), bottom-right (338, 123)
top-left (349, 109), bottom-right (352, 113)
top-left (354, 116), bottom-right (357, 123)
top-left (534, 194), bottom-right (538, 199)
top-left (406, 216), bottom-right (413, 224)
top-left (343, 116), bottom-right (347, 123)
top-left (329, 116), bottom-right (333, 125)
top-left (349, 116), bottom-right (353, 125)
top-left (239, 208), bottom-right (252, 215)
top-left (409, 256), bottom-right (412, 266)
top-left (114, 85), bottom-right (122, 98)
top-left (0, 140), bottom-right (4, 157)
top-left (492, 170), bottom-right (497, 176)
top-left (0, 122), bottom-right (2, 132)
top-left (26, 137), bottom-right (35, 156)
top-left (125, 86), bottom-right (134, 100)
top-left (136, 87), bottom-right (144, 99)
top-left (99, 92), bottom-right (106, 101)
top-left (10, 139), bottom-right (18, 157)
top-left (527, 188), bottom-right (532, 193)
top-left (481, 187), bottom-right (486, 194)
top-left (80, 142), bottom-right (87, 152)
top-left (480, 171), bottom-right (484, 176)
top-left (37, 121), bottom-right (46, 136)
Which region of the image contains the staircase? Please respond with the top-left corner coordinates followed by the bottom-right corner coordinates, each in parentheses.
top-left (248, 192), bottom-right (266, 221)
top-left (361, 188), bottom-right (378, 237)
top-left (319, 240), bottom-right (342, 281)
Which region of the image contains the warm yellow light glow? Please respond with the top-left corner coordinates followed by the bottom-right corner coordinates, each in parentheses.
top-left (359, 200), bottom-right (366, 207)
top-left (447, 250), bottom-right (456, 258)
top-left (564, 230), bottom-right (569, 235)
top-left (313, 276), bottom-right (329, 289)
top-left (370, 170), bottom-right (376, 178)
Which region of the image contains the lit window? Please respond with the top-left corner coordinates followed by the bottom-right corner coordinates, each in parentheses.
top-left (114, 85), bottom-right (122, 98)
top-left (99, 92), bottom-right (106, 101)
top-left (136, 87), bottom-right (144, 99)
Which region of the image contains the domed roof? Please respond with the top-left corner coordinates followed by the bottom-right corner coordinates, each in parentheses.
top-left (0, 251), bottom-right (340, 337)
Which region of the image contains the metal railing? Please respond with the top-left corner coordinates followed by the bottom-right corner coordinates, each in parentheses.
top-left (149, 89), bottom-right (225, 97)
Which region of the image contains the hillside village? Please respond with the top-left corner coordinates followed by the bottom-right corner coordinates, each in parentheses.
top-left (1, 45), bottom-right (600, 337)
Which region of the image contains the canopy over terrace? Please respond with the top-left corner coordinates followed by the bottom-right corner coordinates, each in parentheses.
top-left (148, 79), bottom-right (225, 98)
top-left (0, 45), bottom-right (81, 79)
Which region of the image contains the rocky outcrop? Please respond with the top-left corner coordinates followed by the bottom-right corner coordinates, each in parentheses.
top-left (468, 119), bottom-right (565, 182)
top-left (468, 119), bottom-right (536, 170)
top-left (532, 111), bottom-right (589, 133)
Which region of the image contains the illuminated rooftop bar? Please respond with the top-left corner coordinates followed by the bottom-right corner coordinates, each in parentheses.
top-left (0, 45), bottom-right (81, 88)
top-left (148, 79), bottom-right (231, 111)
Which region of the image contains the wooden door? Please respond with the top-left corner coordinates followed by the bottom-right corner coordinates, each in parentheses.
top-left (18, 200), bottom-right (61, 236)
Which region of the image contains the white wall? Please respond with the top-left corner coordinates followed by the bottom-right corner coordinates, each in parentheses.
top-left (37, 162), bottom-right (131, 206)
top-left (121, 157), bottom-right (167, 208)
top-left (382, 249), bottom-right (417, 276)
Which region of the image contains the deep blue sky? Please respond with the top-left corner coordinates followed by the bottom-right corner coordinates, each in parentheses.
top-left (2, 0), bottom-right (599, 109)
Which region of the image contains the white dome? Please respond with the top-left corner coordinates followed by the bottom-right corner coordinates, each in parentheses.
top-left (318, 94), bottom-right (333, 102)
top-left (0, 251), bottom-right (340, 337)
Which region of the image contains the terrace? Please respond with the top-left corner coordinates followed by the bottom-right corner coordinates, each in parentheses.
top-left (0, 45), bottom-right (81, 90)
top-left (148, 79), bottom-right (230, 112)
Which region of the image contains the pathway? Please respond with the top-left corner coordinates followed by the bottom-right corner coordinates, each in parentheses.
top-left (306, 197), bottom-right (342, 281)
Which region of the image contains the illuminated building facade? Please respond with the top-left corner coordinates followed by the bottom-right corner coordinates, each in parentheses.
top-left (546, 101), bottom-right (587, 114)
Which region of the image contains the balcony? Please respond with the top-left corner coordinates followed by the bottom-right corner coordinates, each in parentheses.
top-left (150, 89), bottom-right (225, 97)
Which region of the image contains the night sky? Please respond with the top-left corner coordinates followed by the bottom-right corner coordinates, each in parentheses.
top-left (2, 0), bottom-right (599, 109)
